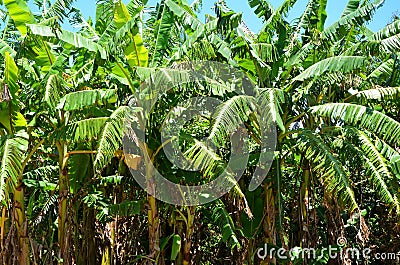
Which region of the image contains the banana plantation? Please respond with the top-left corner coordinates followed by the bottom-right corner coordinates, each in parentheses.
top-left (0, 0), bottom-right (399, 264)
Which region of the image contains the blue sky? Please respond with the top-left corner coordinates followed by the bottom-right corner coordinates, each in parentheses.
top-left (40, 0), bottom-right (399, 32)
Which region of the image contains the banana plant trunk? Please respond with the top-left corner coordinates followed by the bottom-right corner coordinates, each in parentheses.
top-left (14, 182), bottom-right (30, 265)
top-left (57, 142), bottom-right (69, 264)
top-left (183, 206), bottom-right (195, 265)
top-left (146, 148), bottom-right (161, 264)
top-left (299, 161), bottom-right (310, 248)
top-left (147, 193), bottom-right (160, 262)
top-left (262, 182), bottom-right (276, 265)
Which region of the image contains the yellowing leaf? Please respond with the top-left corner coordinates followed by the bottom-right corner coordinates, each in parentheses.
top-left (4, 0), bottom-right (35, 36)
top-left (4, 52), bottom-right (18, 94)
top-left (124, 34), bottom-right (148, 68)
top-left (114, 0), bottom-right (148, 67)
top-left (114, 0), bottom-right (131, 28)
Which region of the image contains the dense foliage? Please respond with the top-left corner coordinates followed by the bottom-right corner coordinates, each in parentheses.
top-left (0, 0), bottom-right (399, 264)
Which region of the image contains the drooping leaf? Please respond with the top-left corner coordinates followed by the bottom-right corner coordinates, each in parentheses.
top-left (356, 130), bottom-right (399, 213)
top-left (367, 59), bottom-right (394, 81)
top-left (165, 0), bottom-right (202, 32)
top-left (368, 20), bottom-right (400, 52)
top-left (69, 152), bottom-right (91, 194)
top-left (67, 117), bottom-right (109, 143)
top-left (294, 56), bottom-right (366, 81)
top-left (391, 155), bottom-right (400, 176)
top-left (57, 89), bottom-right (117, 111)
top-left (23, 166), bottom-right (59, 180)
top-left (0, 132), bottom-right (28, 203)
top-left (44, 74), bottom-right (65, 110)
top-left (94, 106), bottom-right (140, 171)
top-left (0, 40), bottom-right (16, 58)
top-left (262, 0), bottom-right (298, 30)
top-left (298, 130), bottom-right (358, 212)
top-left (211, 200), bottom-right (241, 250)
top-left (241, 188), bottom-right (264, 238)
top-left (97, 199), bottom-right (143, 222)
top-left (311, 103), bottom-right (400, 146)
top-left (28, 24), bottom-right (107, 59)
top-left (258, 88), bottom-right (285, 132)
top-left (355, 87), bottom-right (400, 101)
top-left (208, 95), bottom-right (257, 147)
top-left (23, 179), bottom-right (57, 191)
top-left (29, 38), bottom-right (56, 73)
top-left (44, 0), bottom-right (75, 21)
top-left (58, 30), bottom-right (107, 59)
